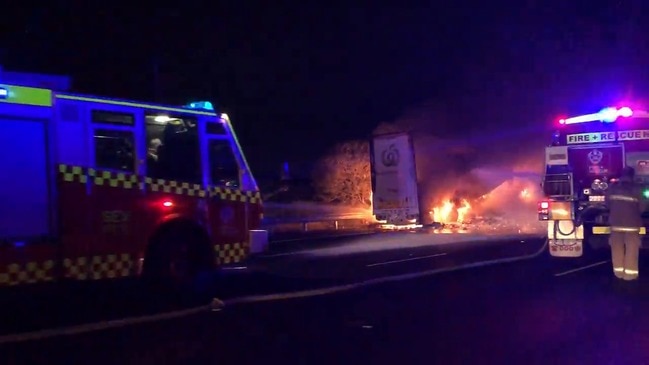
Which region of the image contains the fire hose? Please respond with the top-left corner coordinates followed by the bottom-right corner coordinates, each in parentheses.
top-left (553, 219), bottom-right (577, 237)
top-left (552, 205), bottom-right (603, 238)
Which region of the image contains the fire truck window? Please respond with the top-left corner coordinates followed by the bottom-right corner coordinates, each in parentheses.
top-left (145, 115), bottom-right (202, 184)
top-left (91, 110), bottom-right (135, 126)
top-left (209, 139), bottom-right (240, 188)
top-left (93, 130), bottom-right (135, 172)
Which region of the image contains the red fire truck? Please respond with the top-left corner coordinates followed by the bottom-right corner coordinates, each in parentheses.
top-left (0, 80), bottom-right (264, 288)
top-left (540, 106), bottom-right (649, 257)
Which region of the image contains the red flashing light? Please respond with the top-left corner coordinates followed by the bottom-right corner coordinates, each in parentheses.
top-left (558, 119), bottom-right (566, 125)
top-left (162, 200), bottom-right (174, 208)
top-left (540, 201), bottom-right (549, 209)
top-left (618, 106), bottom-right (633, 118)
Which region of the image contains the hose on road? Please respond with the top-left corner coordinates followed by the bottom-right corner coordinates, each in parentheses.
top-left (0, 237), bottom-right (549, 345)
top-left (225, 237), bottom-right (549, 306)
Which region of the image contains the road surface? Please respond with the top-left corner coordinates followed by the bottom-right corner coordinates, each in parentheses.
top-left (2, 232), bottom-right (649, 364)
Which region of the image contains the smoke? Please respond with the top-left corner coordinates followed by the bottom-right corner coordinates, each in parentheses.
top-left (373, 99), bottom-right (547, 225)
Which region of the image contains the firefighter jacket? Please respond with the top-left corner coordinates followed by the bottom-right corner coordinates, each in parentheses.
top-left (606, 178), bottom-right (644, 231)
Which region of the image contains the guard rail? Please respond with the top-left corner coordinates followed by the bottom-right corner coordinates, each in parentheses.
top-left (262, 216), bottom-right (375, 234)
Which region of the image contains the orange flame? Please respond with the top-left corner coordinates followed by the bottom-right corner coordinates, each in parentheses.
top-left (430, 198), bottom-right (471, 224)
top-left (457, 199), bottom-right (471, 223)
top-left (432, 200), bottom-right (454, 223)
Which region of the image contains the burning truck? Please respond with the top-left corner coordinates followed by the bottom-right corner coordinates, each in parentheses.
top-left (428, 169), bottom-right (545, 234)
top-left (540, 106), bottom-right (649, 258)
top-left (370, 132), bottom-right (421, 229)
top-left (370, 131), bottom-right (544, 233)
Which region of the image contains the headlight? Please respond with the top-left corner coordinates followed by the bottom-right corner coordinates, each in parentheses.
top-left (591, 179), bottom-right (608, 191)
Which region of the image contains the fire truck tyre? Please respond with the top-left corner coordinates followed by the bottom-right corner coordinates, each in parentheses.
top-left (142, 221), bottom-right (213, 292)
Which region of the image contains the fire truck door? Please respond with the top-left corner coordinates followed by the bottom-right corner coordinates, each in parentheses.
top-left (204, 135), bottom-right (248, 246)
top-left (86, 110), bottom-right (145, 279)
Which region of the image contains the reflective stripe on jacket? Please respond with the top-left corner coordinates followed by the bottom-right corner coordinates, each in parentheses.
top-left (607, 180), bottom-right (643, 229)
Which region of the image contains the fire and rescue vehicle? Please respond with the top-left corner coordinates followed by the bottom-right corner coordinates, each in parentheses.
top-left (0, 72), bottom-right (265, 289)
top-left (540, 106), bottom-right (649, 257)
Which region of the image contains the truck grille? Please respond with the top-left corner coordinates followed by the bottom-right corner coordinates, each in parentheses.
top-left (543, 174), bottom-right (572, 197)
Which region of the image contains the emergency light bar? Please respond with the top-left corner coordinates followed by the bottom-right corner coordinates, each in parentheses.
top-left (561, 106), bottom-right (633, 125)
top-left (185, 101), bottom-right (215, 111)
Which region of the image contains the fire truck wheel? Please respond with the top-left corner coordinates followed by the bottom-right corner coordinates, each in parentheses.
top-left (142, 220), bottom-right (213, 291)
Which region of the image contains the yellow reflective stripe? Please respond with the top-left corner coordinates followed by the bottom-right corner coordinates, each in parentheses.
top-left (0, 260), bottom-right (55, 286)
top-left (58, 164), bottom-right (262, 203)
top-left (608, 194), bottom-right (638, 202)
top-left (624, 269), bottom-right (640, 277)
top-left (592, 226), bottom-right (647, 234)
top-left (611, 226), bottom-right (641, 232)
top-left (64, 254), bottom-right (134, 280)
top-left (614, 267), bottom-right (625, 272)
top-left (214, 242), bottom-right (248, 265)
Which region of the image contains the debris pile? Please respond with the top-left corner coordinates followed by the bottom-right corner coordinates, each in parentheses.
top-left (428, 174), bottom-right (545, 235)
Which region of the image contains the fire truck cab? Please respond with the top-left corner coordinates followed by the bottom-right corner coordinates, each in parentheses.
top-left (540, 106), bottom-right (649, 257)
top-left (0, 72), bottom-right (264, 288)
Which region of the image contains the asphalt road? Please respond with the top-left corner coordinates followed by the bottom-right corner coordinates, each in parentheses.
top-left (3, 232), bottom-right (649, 364)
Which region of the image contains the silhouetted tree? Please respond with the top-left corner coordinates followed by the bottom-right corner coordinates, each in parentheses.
top-left (312, 140), bottom-right (371, 206)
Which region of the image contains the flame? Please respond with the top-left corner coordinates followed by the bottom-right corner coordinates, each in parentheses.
top-left (432, 200), bottom-right (454, 223)
top-left (457, 199), bottom-right (471, 223)
top-left (430, 198), bottom-right (472, 224)
top-left (520, 188), bottom-right (531, 200)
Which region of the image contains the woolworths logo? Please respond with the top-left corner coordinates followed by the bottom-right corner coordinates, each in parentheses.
top-left (381, 144), bottom-right (400, 167)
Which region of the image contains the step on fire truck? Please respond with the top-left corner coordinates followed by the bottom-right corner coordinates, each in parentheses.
top-left (0, 70), bottom-right (265, 289)
top-left (540, 106), bottom-right (649, 257)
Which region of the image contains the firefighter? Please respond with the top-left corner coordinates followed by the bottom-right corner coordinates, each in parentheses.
top-left (607, 166), bottom-right (644, 281)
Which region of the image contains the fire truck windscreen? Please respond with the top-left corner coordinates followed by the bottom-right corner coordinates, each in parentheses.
top-left (145, 114), bottom-right (240, 188)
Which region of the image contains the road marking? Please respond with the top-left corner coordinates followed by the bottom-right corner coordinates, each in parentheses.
top-left (554, 260), bottom-right (609, 277)
top-left (261, 232), bottom-right (377, 258)
top-left (261, 251), bottom-right (306, 258)
top-left (366, 253), bottom-right (448, 267)
top-left (0, 239), bottom-right (548, 345)
top-left (271, 232), bottom-right (375, 244)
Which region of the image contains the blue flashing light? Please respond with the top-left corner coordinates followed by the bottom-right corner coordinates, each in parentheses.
top-left (185, 101), bottom-right (215, 111)
top-left (599, 107), bottom-right (618, 123)
top-left (0, 87), bottom-right (8, 99)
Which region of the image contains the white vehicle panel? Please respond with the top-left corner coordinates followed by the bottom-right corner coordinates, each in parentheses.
top-left (371, 133), bottom-right (419, 224)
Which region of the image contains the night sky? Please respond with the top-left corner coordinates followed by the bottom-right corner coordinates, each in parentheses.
top-left (2, 2), bottom-right (648, 178)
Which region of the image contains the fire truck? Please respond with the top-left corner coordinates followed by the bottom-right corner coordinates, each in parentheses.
top-left (540, 106), bottom-right (649, 257)
top-left (0, 73), bottom-right (265, 289)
